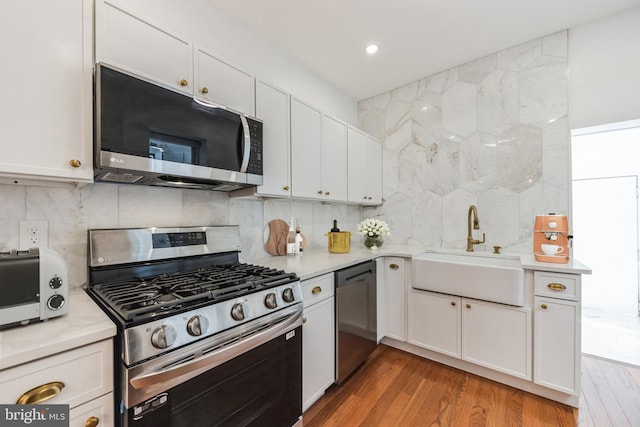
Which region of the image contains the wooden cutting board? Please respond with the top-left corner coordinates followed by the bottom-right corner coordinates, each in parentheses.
top-left (264, 219), bottom-right (307, 256)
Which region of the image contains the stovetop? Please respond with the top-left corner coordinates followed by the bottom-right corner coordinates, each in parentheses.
top-left (90, 263), bottom-right (298, 323)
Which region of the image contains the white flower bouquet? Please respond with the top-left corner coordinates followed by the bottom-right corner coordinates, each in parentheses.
top-left (357, 218), bottom-right (390, 249)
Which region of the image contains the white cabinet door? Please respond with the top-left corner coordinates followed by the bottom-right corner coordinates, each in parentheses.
top-left (534, 297), bottom-right (580, 394)
top-left (291, 98), bottom-right (322, 199)
top-left (194, 46), bottom-right (254, 115)
top-left (255, 81), bottom-right (291, 197)
top-left (462, 299), bottom-right (531, 380)
top-left (321, 115), bottom-right (348, 202)
top-left (302, 297), bottom-right (335, 411)
top-left (96, 0), bottom-right (193, 94)
top-left (0, 0), bottom-right (93, 184)
top-left (407, 289), bottom-right (460, 358)
top-left (383, 257), bottom-right (406, 342)
top-left (347, 126), bottom-right (382, 205)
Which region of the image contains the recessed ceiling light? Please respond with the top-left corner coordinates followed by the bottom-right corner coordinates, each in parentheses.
top-left (365, 44), bottom-right (379, 55)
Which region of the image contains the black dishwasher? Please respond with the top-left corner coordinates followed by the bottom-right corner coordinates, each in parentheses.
top-left (335, 260), bottom-right (377, 384)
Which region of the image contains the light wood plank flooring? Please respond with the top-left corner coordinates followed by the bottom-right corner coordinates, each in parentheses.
top-left (303, 345), bottom-right (640, 426)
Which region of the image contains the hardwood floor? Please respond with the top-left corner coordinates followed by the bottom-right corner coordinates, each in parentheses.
top-left (303, 345), bottom-right (640, 427)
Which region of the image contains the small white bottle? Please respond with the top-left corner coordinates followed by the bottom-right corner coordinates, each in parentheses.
top-left (286, 217), bottom-right (296, 256)
top-left (295, 221), bottom-right (303, 255)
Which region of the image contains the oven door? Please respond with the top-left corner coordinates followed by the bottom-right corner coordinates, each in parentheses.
top-left (122, 308), bottom-right (302, 427)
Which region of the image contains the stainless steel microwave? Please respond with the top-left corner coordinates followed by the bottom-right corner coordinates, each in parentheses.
top-left (94, 63), bottom-right (263, 191)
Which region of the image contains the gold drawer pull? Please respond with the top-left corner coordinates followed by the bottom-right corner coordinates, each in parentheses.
top-left (311, 286), bottom-right (322, 294)
top-left (200, 86), bottom-right (209, 94)
top-left (451, 301), bottom-right (456, 306)
top-left (547, 283), bottom-right (567, 291)
top-left (283, 185), bottom-right (290, 191)
top-left (86, 416), bottom-right (100, 427)
top-left (466, 303), bottom-right (471, 309)
top-left (541, 304), bottom-right (548, 309)
top-left (16, 381), bottom-right (64, 404)
top-left (69, 159), bottom-right (81, 168)
top-left (389, 264), bottom-right (399, 270)
top-left (180, 79), bottom-right (188, 87)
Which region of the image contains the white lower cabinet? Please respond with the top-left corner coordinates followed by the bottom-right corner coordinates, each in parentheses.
top-left (533, 271), bottom-right (581, 395)
top-left (0, 339), bottom-right (114, 425)
top-left (302, 273), bottom-right (335, 411)
top-left (379, 257), bottom-right (407, 342)
top-left (408, 289), bottom-right (531, 380)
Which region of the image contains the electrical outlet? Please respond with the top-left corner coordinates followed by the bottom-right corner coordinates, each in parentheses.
top-left (19, 220), bottom-right (48, 250)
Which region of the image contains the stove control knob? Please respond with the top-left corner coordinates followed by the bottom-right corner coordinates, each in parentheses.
top-left (151, 325), bottom-right (177, 349)
top-left (231, 303), bottom-right (245, 321)
top-left (187, 315), bottom-right (209, 336)
top-left (282, 288), bottom-right (295, 303)
top-left (264, 293), bottom-right (278, 309)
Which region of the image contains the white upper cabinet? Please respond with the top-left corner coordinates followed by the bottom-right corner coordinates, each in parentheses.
top-left (0, 0), bottom-right (93, 184)
top-left (320, 115), bottom-right (348, 202)
top-left (347, 126), bottom-right (382, 205)
top-left (194, 46), bottom-right (254, 116)
top-left (290, 97), bottom-right (323, 199)
top-left (95, 0), bottom-right (193, 94)
top-left (255, 80), bottom-right (291, 197)
top-left (96, 1), bottom-right (254, 116)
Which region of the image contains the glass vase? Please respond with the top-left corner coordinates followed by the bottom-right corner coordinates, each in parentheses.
top-left (364, 235), bottom-right (383, 249)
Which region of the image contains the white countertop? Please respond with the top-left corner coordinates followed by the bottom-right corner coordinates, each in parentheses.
top-left (248, 245), bottom-right (591, 279)
top-left (0, 289), bottom-right (116, 370)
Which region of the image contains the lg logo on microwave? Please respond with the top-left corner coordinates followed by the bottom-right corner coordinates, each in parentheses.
top-left (110, 157), bottom-right (125, 164)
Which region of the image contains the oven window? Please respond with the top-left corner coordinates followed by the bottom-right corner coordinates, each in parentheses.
top-left (125, 325), bottom-right (302, 427)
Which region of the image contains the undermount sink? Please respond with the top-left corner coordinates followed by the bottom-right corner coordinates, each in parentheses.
top-left (412, 251), bottom-right (525, 306)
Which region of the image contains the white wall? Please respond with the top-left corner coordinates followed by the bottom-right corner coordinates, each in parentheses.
top-left (124, 0), bottom-right (358, 124)
top-left (569, 7), bottom-right (640, 129)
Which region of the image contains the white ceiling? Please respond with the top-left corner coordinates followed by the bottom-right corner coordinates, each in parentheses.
top-left (209, 0), bottom-right (640, 100)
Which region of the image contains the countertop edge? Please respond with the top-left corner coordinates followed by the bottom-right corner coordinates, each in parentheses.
top-left (0, 289), bottom-right (117, 371)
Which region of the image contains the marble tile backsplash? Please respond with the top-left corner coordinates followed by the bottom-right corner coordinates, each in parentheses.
top-left (0, 183), bottom-right (362, 288)
top-left (359, 30), bottom-right (570, 253)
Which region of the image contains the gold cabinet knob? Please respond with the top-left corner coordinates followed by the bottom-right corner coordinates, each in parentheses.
top-left (389, 264), bottom-right (399, 270)
top-left (201, 86), bottom-right (209, 94)
top-left (465, 303), bottom-right (471, 309)
top-left (363, 195), bottom-right (368, 199)
top-left (311, 286), bottom-right (322, 294)
top-left (180, 79), bottom-right (188, 87)
top-left (451, 301), bottom-right (456, 306)
top-left (16, 381), bottom-right (65, 404)
top-left (86, 416), bottom-right (100, 427)
top-left (325, 191), bottom-right (330, 196)
top-left (317, 190), bottom-right (323, 194)
top-left (368, 196), bottom-right (373, 200)
top-left (541, 304), bottom-right (548, 309)
top-left (283, 185), bottom-right (290, 191)
top-left (69, 159), bottom-right (81, 168)
top-left (303, 317), bottom-right (307, 324)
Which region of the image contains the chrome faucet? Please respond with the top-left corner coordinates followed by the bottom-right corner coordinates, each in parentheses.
top-left (467, 204), bottom-right (486, 252)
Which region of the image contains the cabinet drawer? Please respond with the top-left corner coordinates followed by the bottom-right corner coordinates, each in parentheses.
top-left (534, 271), bottom-right (580, 301)
top-left (0, 339), bottom-right (113, 409)
top-left (302, 273), bottom-right (334, 307)
top-left (69, 392), bottom-right (114, 427)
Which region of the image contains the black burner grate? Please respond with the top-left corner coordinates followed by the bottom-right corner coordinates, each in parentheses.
top-left (91, 263), bottom-right (297, 322)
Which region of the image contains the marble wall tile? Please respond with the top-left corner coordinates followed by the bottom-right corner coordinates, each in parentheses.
top-left (118, 185), bottom-right (183, 228)
top-left (497, 124), bottom-right (543, 192)
top-left (181, 189), bottom-right (229, 225)
top-left (358, 30), bottom-right (570, 252)
top-left (0, 185), bottom-right (26, 250)
top-left (442, 82), bottom-right (478, 138)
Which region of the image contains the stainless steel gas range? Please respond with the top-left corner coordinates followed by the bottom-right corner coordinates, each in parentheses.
top-left (85, 226), bottom-right (303, 427)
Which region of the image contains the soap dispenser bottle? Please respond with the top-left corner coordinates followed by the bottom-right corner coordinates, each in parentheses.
top-left (286, 217), bottom-right (296, 256)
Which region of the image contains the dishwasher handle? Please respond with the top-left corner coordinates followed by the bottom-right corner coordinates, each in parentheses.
top-left (335, 261), bottom-right (376, 287)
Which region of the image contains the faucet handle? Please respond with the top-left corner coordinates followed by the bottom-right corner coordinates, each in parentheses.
top-left (479, 233), bottom-right (486, 244)
top-left (493, 245), bottom-right (502, 254)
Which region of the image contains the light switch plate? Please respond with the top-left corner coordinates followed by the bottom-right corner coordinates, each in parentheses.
top-left (19, 220), bottom-right (48, 250)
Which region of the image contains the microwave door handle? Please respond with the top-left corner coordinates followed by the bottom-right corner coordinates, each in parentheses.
top-left (239, 115), bottom-right (251, 173)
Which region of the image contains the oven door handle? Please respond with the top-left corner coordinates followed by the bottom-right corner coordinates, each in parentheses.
top-left (129, 310), bottom-right (302, 390)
